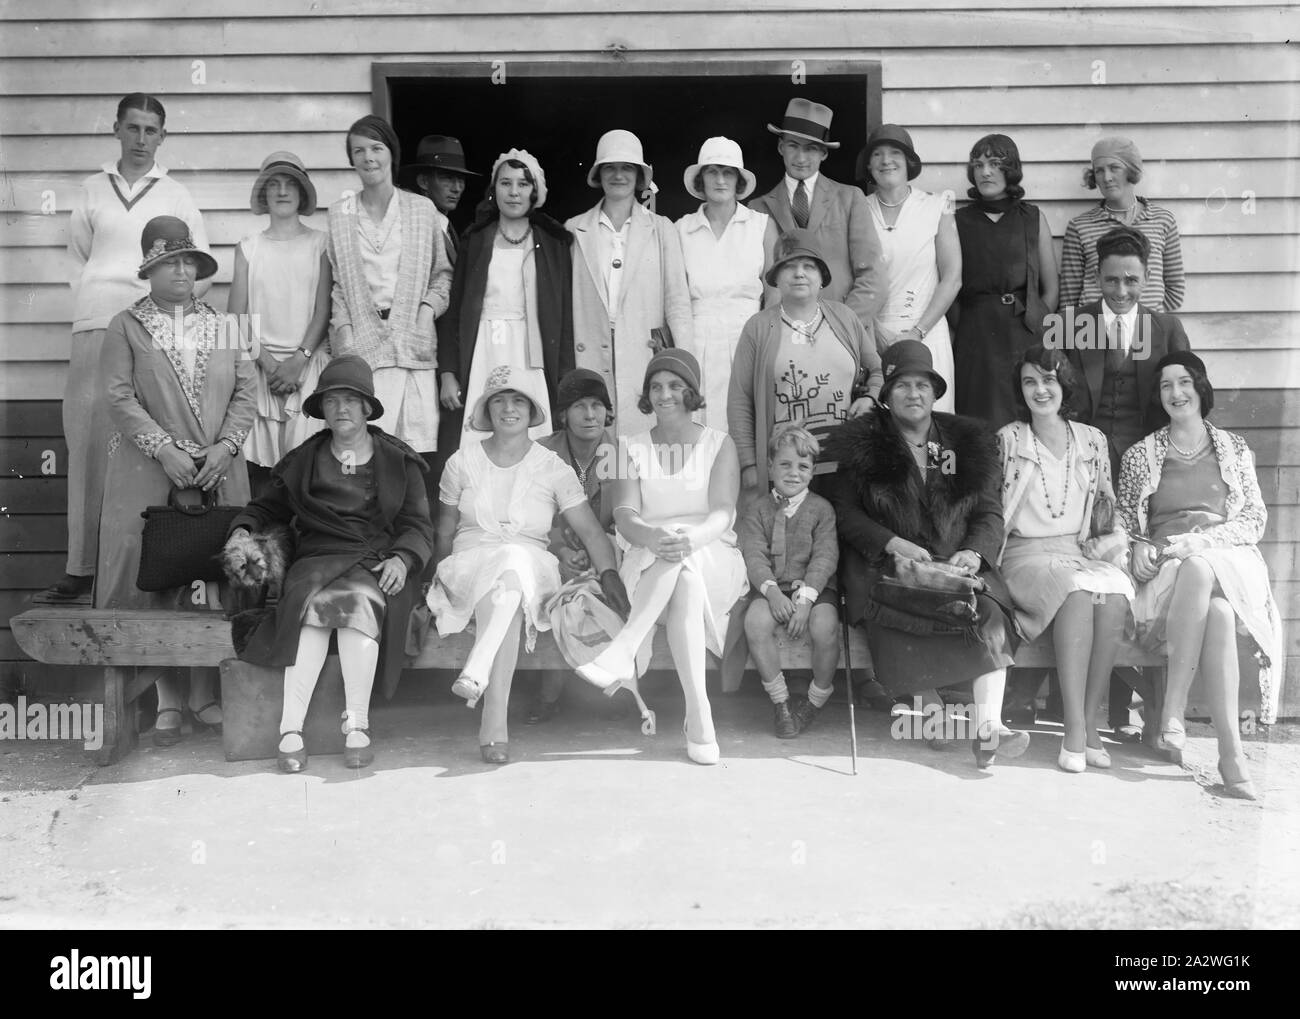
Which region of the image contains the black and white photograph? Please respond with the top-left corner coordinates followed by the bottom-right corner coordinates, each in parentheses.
top-left (0, 0), bottom-right (1296, 950)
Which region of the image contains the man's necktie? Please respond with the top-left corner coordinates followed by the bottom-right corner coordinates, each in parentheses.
top-left (772, 494), bottom-right (790, 578)
top-left (1107, 317), bottom-right (1127, 371)
top-left (792, 180), bottom-right (810, 229)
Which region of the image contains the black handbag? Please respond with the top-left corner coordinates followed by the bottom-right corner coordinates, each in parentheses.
top-left (866, 558), bottom-right (985, 636)
top-left (137, 487), bottom-right (243, 592)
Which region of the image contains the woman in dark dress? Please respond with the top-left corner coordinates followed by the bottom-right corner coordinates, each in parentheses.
top-left (227, 356), bottom-right (434, 773)
top-left (827, 340), bottom-right (1030, 768)
top-left (952, 134), bottom-right (1058, 428)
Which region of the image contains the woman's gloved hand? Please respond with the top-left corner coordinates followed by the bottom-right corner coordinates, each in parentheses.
top-left (599, 569), bottom-right (631, 619)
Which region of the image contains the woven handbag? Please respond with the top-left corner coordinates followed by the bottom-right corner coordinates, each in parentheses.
top-left (136, 487), bottom-right (243, 592)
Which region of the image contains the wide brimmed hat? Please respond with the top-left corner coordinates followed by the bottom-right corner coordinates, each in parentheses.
top-left (250, 150), bottom-right (317, 216)
top-left (469, 365), bottom-right (546, 431)
top-left (880, 339), bottom-right (948, 402)
top-left (557, 367), bottom-right (612, 415)
top-left (401, 135), bottom-right (480, 184)
top-left (137, 216), bottom-right (218, 280)
top-left (767, 98), bottom-right (840, 150)
top-left (490, 148), bottom-right (548, 209)
top-left (862, 124), bottom-right (923, 181)
top-left (302, 355), bottom-right (385, 421)
top-left (586, 129), bottom-right (654, 190)
top-left (764, 229), bottom-right (832, 288)
top-left (643, 348), bottom-right (702, 396)
top-left (683, 136), bottom-right (757, 201)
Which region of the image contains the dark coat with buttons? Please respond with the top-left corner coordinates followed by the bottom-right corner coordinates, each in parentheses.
top-left (436, 209), bottom-right (574, 413)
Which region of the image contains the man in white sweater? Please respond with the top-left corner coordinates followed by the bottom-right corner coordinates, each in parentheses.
top-left (41, 93), bottom-right (209, 601)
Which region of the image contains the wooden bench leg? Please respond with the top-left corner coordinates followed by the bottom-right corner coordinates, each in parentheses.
top-left (93, 666), bottom-right (139, 766)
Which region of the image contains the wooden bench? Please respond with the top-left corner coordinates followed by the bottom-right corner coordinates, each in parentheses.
top-left (9, 606), bottom-right (1167, 765)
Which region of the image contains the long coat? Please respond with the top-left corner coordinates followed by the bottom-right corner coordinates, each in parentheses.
top-left (229, 427), bottom-right (435, 699)
top-left (96, 300), bottom-right (256, 610)
top-left (750, 175), bottom-right (887, 335)
top-left (825, 409), bottom-right (1019, 691)
top-left (566, 200), bottom-right (694, 435)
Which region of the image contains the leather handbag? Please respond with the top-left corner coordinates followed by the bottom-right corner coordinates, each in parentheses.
top-left (867, 557), bottom-right (985, 636)
top-left (137, 487), bottom-right (244, 592)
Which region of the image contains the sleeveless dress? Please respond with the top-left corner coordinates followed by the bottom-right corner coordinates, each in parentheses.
top-left (240, 228), bottom-right (330, 466)
top-left (954, 202), bottom-right (1044, 428)
top-left (617, 426), bottom-right (749, 655)
top-left (868, 189), bottom-right (955, 413)
top-left (428, 442), bottom-right (586, 650)
top-left (460, 246), bottom-right (553, 445)
top-left (676, 204), bottom-right (769, 430)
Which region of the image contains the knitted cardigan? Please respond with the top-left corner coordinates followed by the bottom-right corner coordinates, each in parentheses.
top-left (327, 189), bottom-right (451, 369)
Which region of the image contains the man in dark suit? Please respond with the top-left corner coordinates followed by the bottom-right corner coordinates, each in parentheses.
top-left (401, 135), bottom-right (479, 265)
top-left (1061, 224), bottom-right (1191, 737)
top-left (750, 98), bottom-right (887, 338)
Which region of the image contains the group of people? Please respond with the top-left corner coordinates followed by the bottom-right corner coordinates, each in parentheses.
top-left (44, 91), bottom-right (1281, 797)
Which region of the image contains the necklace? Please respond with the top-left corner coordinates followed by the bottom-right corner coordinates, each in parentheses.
top-left (876, 187), bottom-right (911, 209)
top-left (1104, 201), bottom-right (1138, 223)
top-left (1168, 426), bottom-right (1208, 458)
top-left (1030, 426), bottom-right (1072, 519)
top-left (498, 223), bottom-right (532, 245)
top-left (565, 434), bottom-right (600, 487)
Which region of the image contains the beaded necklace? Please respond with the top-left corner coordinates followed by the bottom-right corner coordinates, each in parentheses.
top-left (1030, 425), bottom-right (1073, 519)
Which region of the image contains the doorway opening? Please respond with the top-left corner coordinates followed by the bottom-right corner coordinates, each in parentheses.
top-left (375, 59), bottom-right (882, 232)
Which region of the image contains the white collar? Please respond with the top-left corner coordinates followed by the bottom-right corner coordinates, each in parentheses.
top-left (680, 202), bottom-right (754, 234)
top-left (785, 173), bottom-right (819, 201)
top-left (598, 208), bottom-right (635, 234)
top-left (102, 160), bottom-right (167, 183)
top-left (1100, 303), bottom-right (1140, 335)
top-left (774, 487), bottom-right (810, 516)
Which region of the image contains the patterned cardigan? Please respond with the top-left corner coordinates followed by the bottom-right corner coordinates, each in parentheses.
top-left (1116, 423), bottom-right (1266, 548)
top-left (326, 189), bottom-right (451, 370)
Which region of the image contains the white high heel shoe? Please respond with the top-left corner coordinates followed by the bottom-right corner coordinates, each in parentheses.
top-left (1085, 745), bottom-right (1112, 769)
top-left (684, 721), bottom-right (720, 766)
top-left (1058, 743), bottom-right (1086, 774)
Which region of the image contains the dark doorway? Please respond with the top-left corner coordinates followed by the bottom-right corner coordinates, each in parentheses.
top-left (375, 60), bottom-right (882, 234)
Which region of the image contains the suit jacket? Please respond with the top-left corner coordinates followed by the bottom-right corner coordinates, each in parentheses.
top-left (750, 175), bottom-right (886, 333)
top-left (1064, 300), bottom-right (1191, 463)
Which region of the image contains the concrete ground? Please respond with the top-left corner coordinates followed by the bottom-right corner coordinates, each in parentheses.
top-left (2, 676), bottom-right (1298, 929)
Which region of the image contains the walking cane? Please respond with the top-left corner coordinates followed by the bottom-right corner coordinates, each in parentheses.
top-left (839, 588), bottom-right (858, 775)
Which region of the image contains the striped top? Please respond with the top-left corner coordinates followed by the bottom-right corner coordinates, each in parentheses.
top-left (1058, 198), bottom-right (1185, 312)
top-left (326, 188), bottom-right (451, 370)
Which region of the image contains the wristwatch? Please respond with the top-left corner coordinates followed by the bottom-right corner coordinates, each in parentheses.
top-left (297, 346), bottom-right (314, 358)
top-left (915, 323), bottom-right (928, 339)
top-left (218, 436), bottom-right (240, 457)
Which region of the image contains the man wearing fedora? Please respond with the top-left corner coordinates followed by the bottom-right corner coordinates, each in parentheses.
top-left (402, 135), bottom-right (480, 263)
top-left (751, 99), bottom-right (886, 341)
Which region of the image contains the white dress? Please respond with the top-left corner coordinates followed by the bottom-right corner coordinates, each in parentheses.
top-left (869, 189), bottom-right (955, 413)
top-left (617, 426), bottom-right (749, 655)
top-left (240, 228), bottom-right (329, 466)
top-left (460, 246), bottom-right (553, 445)
top-left (676, 204), bottom-right (769, 430)
top-left (428, 442), bottom-right (586, 650)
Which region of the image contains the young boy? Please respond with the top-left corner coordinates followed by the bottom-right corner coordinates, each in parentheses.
top-left (737, 424), bottom-right (841, 738)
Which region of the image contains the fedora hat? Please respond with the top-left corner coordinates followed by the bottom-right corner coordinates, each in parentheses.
top-left (767, 98), bottom-right (840, 150)
top-left (683, 136), bottom-right (757, 201)
top-left (586, 129), bottom-right (654, 189)
top-left (861, 124), bottom-right (923, 181)
top-left (136, 216), bottom-right (218, 281)
top-left (250, 150), bottom-right (317, 216)
top-left (402, 135), bottom-right (480, 182)
top-left (302, 355), bottom-right (385, 421)
top-left (764, 229), bottom-right (832, 289)
top-left (880, 339), bottom-right (948, 402)
top-left (469, 365), bottom-right (546, 432)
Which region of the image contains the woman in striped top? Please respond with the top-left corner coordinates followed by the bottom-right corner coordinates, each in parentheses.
top-left (1058, 137), bottom-right (1185, 312)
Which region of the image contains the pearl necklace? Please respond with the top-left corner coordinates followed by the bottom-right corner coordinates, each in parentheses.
top-left (1168, 426), bottom-right (1208, 458)
top-left (1030, 426), bottom-right (1073, 519)
top-left (876, 187), bottom-right (911, 208)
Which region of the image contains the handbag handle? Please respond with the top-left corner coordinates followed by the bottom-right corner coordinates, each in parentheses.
top-left (167, 486), bottom-right (220, 516)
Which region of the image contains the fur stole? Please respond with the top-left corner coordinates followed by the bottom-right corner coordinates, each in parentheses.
top-left (826, 409), bottom-right (1001, 559)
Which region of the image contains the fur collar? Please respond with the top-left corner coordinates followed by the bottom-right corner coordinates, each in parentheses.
top-left (827, 409), bottom-right (998, 499)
